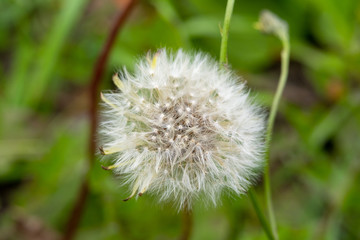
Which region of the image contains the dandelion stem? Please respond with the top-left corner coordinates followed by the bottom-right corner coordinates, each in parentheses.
top-left (180, 201), bottom-right (193, 240)
top-left (263, 18), bottom-right (290, 240)
top-left (219, 3), bottom-right (277, 240)
top-left (62, 1), bottom-right (137, 239)
top-left (219, 0), bottom-right (235, 66)
top-left (248, 189), bottom-right (275, 240)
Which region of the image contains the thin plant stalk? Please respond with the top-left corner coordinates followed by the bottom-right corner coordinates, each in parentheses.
top-left (62, 1), bottom-right (136, 239)
top-left (219, 0), bottom-right (235, 65)
top-left (220, 7), bottom-right (291, 240)
top-left (219, 1), bottom-right (274, 239)
top-left (180, 202), bottom-right (193, 240)
top-left (264, 34), bottom-right (289, 240)
top-left (248, 189), bottom-right (274, 240)
top-left (253, 10), bottom-right (290, 240)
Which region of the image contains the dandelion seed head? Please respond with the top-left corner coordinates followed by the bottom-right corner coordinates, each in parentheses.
top-left (99, 49), bottom-right (266, 209)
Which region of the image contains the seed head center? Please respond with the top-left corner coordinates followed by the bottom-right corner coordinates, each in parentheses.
top-left (147, 97), bottom-right (213, 154)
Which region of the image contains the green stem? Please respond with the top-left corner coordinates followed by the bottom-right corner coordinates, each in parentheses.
top-left (248, 189), bottom-right (275, 240)
top-left (219, 1), bottom-right (276, 239)
top-left (219, 4), bottom-right (290, 239)
top-left (219, 0), bottom-right (235, 65)
top-left (264, 36), bottom-right (290, 240)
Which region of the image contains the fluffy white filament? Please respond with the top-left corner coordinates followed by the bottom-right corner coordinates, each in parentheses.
top-left (99, 49), bottom-right (265, 209)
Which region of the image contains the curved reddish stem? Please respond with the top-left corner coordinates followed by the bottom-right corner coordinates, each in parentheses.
top-left (62, 1), bottom-right (136, 239)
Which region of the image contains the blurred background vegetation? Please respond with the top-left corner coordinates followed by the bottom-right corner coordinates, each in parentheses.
top-left (1, 0), bottom-right (360, 239)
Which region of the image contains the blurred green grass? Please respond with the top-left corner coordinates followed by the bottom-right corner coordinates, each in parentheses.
top-left (0, 0), bottom-right (360, 239)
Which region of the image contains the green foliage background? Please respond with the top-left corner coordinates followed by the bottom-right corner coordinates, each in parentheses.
top-left (0, 0), bottom-right (360, 239)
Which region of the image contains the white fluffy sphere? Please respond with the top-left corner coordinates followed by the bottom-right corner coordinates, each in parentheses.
top-left (99, 49), bottom-right (265, 209)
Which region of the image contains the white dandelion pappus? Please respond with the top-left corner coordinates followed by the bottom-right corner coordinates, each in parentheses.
top-left (99, 49), bottom-right (265, 209)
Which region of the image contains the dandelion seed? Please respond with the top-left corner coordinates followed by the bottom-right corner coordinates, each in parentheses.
top-left (99, 49), bottom-right (265, 209)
